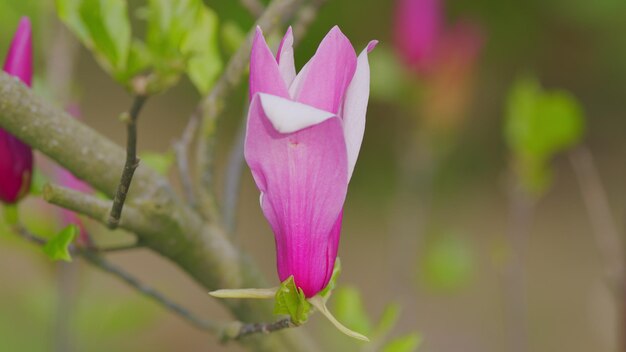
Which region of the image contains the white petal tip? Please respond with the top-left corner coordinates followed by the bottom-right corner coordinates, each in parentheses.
top-left (259, 93), bottom-right (335, 134)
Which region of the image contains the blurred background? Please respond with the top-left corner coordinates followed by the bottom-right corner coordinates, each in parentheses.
top-left (1, 0), bottom-right (625, 351)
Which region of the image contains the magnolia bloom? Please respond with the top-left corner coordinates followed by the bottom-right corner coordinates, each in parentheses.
top-left (245, 26), bottom-right (377, 298)
top-left (0, 17), bottom-right (33, 204)
top-left (393, 0), bottom-right (442, 73)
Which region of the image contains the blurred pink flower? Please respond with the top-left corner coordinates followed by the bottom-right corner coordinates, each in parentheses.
top-left (0, 17), bottom-right (33, 204)
top-left (393, 0), bottom-right (443, 73)
top-left (422, 21), bottom-right (485, 131)
top-left (245, 26), bottom-right (376, 297)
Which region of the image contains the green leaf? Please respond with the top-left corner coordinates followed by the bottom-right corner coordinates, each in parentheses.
top-left (504, 76), bottom-right (585, 194)
top-left (57, 0), bottom-right (132, 83)
top-left (273, 276), bottom-right (311, 325)
top-left (331, 286), bottom-right (372, 336)
top-left (140, 151), bottom-right (174, 176)
top-left (319, 258), bottom-right (341, 300)
top-left (181, 5), bottom-right (222, 94)
top-left (43, 225), bottom-right (77, 262)
top-left (382, 333), bottom-right (423, 352)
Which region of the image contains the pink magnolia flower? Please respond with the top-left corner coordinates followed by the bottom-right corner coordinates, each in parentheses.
top-left (245, 26), bottom-right (377, 297)
top-left (393, 0), bottom-right (442, 73)
top-left (0, 17), bottom-right (33, 204)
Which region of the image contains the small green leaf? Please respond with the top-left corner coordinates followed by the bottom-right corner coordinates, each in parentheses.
top-left (274, 276), bottom-right (311, 325)
top-left (382, 333), bottom-right (423, 352)
top-left (319, 258), bottom-right (341, 300)
top-left (57, 0), bottom-right (132, 83)
top-left (140, 151), bottom-right (174, 176)
top-left (43, 225), bottom-right (77, 262)
top-left (331, 286), bottom-right (372, 336)
top-left (181, 5), bottom-right (222, 94)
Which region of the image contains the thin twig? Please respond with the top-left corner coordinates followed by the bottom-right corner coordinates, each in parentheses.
top-left (569, 146), bottom-right (624, 285)
top-left (80, 251), bottom-right (221, 332)
top-left (234, 318), bottom-right (295, 340)
top-left (502, 180), bottom-right (533, 352)
top-left (107, 95), bottom-right (148, 229)
top-left (95, 243), bottom-right (143, 253)
top-left (174, 108), bottom-right (201, 208)
top-left (223, 107), bottom-right (248, 233)
top-left (11, 223), bottom-right (220, 333)
top-left (240, 0), bottom-right (265, 17)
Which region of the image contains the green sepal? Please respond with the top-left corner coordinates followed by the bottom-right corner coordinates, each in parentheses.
top-left (273, 276), bottom-right (311, 325)
top-left (43, 225), bottom-right (78, 262)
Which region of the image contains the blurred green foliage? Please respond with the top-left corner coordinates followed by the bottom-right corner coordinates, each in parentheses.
top-left (331, 286), bottom-right (421, 352)
top-left (504, 76), bottom-right (585, 195)
top-left (420, 232), bottom-right (475, 292)
top-left (382, 333), bottom-right (423, 352)
top-left (140, 150), bottom-right (174, 176)
top-left (56, 0), bottom-right (222, 93)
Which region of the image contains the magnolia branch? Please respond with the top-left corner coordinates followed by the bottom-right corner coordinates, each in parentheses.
top-left (107, 95), bottom-right (148, 229)
top-left (232, 318), bottom-right (295, 340)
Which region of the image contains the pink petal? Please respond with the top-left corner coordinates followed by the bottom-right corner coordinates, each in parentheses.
top-left (0, 129), bottom-right (33, 203)
top-left (0, 17), bottom-right (33, 204)
top-left (276, 27), bottom-right (297, 88)
top-left (341, 41), bottom-right (377, 180)
top-left (249, 27), bottom-right (289, 100)
top-left (289, 26), bottom-right (357, 114)
top-left (259, 93), bottom-right (334, 134)
top-left (3, 17), bottom-right (33, 87)
top-left (244, 95), bottom-right (348, 297)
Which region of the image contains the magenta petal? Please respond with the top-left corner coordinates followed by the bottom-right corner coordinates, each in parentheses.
top-left (290, 26), bottom-right (357, 114)
top-left (3, 17), bottom-right (33, 87)
top-left (249, 27), bottom-right (289, 100)
top-left (0, 17), bottom-right (34, 204)
top-left (244, 95), bottom-right (348, 297)
top-left (0, 129), bottom-right (33, 204)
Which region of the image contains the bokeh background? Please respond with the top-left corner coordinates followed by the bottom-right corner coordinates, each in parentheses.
top-left (1, 0), bottom-right (626, 351)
